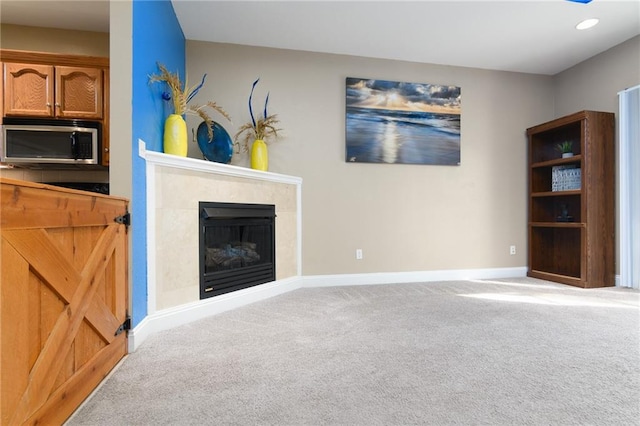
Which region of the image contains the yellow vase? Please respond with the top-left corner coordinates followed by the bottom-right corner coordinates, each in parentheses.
top-left (251, 139), bottom-right (268, 171)
top-left (163, 114), bottom-right (188, 156)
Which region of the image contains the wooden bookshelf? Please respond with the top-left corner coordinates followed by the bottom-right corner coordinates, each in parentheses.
top-left (526, 110), bottom-right (615, 288)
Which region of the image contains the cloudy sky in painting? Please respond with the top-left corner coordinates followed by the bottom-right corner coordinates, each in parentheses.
top-left (346, 78), bottom-right (461, 114)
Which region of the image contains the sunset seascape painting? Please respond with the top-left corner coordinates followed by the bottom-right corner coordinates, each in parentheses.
top-left (345, 77), bottom-right (461, 165)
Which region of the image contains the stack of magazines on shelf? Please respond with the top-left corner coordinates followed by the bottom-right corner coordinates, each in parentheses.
top-left (552, 165), bottom-right (581, 191)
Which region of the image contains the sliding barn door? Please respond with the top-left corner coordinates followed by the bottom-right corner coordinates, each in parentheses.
top-left (0, 179), bottom-right (129, 425)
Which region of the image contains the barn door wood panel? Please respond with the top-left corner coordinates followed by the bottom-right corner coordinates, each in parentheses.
top-left (0, 179), bottom-right (129, 425)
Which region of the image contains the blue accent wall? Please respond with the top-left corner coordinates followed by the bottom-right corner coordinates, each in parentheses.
top-left (132, 0), bottom-right (185, 326)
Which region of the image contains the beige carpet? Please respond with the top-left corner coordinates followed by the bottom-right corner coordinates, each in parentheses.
top-left (67, 277), bottom-right (640, 425)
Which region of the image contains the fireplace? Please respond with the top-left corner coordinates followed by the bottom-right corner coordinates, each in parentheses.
top-left (199, 202), bottom-right (276, 299)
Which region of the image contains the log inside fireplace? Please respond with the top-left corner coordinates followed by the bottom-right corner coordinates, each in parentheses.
top-left (199, 202), bottom-right (275, 299)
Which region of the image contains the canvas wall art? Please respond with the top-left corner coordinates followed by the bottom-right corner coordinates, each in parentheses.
top-left (345, 77), bottom-right (461, 165)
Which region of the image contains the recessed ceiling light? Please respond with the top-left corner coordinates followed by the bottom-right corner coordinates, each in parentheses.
top-left (576, 18), bottom-right (599, 30)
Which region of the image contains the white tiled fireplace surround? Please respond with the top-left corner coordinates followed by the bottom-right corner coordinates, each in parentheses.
top-left (131, 140), bottom-right (302, 351)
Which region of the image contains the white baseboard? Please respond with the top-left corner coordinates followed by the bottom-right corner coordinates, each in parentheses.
top-left (128, 276), bottom-right (302, 352)
top-left (302, 267), bottom-right (528, 288)
top-left (127, 266), bottom-right (527, 352)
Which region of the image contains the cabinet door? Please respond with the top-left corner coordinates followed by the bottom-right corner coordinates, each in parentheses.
top-left (4, 62), bottom-right (54, 117)
top-left (55, 66), bottom-right (103, 119)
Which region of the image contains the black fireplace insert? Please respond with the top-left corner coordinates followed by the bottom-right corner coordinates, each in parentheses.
top-left (199, 202), bottom-right (275, 299)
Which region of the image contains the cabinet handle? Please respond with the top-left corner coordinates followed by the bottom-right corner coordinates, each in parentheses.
top-left (46, 102), bottom-right (51, 107)
top-left (55, 103), bottom-right (61, 107)
top-left (71, 131), bottom-right (79, 159)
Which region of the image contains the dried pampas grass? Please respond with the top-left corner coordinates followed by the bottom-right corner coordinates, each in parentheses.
top-left (149, 63), bottom-right (230, 140)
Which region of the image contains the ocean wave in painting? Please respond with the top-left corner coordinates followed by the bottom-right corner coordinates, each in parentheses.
top-left (346, 106), bottom-right (461, 165)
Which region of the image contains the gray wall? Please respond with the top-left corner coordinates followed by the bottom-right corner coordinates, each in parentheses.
top-left (554, 35), bottom-right (640, 117)
top-left (553, 35), bottom-right (640, 276)
top-left (0, 24), bottom-right (109, 57)
top-left (109, 1), bottom-right (133, 201)
top-left (4, 24), bottom-right (635, 279)
top-left (186, 41), bottom-right (554, 276)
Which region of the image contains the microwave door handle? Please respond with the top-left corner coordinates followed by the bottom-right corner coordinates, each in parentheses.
top-left (70, 131), bottom-right (79, 159)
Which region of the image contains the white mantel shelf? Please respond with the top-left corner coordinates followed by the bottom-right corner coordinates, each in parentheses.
top-left (139, 139), bottom-right (302, 185)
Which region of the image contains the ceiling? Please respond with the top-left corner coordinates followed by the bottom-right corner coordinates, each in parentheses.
top-left (1, 0), bottom-right (638, 75)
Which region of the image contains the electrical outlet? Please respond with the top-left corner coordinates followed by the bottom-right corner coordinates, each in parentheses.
top-left (510, 245), bottom-right (516, 255)
top-left (356, 249), bottom-right (363, 260)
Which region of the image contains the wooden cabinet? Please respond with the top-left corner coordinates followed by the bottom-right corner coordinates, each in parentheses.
top-left (3, 63), bottom-right (53, 116)
top-left (1, 50), bottom-right (110, 166)
top-left (526, 110), bottom-right (615, 288)
top-left (0, 178), bottom-right (129, 425)
top-left (56, 65), bottom-right (103, 118)
top-left (4, 63), bottom-right (103, 119)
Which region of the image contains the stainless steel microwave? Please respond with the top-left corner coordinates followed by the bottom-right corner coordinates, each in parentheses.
top-left (1, 118), bottom-right (101, 165)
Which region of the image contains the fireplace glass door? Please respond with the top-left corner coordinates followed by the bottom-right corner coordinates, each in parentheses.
top-left (199, 202), bottom-right (275, 298)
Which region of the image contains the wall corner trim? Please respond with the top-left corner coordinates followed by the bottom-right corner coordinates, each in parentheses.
top-left (302, 267), bottom-right (528, 288)
top-left (128, 276), bottom-right (303, 352)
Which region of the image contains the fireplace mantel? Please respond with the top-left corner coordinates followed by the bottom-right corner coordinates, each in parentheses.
top-left (140, 140), bottom-right (302, 186)
top-left (139, 139), bottom-right (302, 318)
